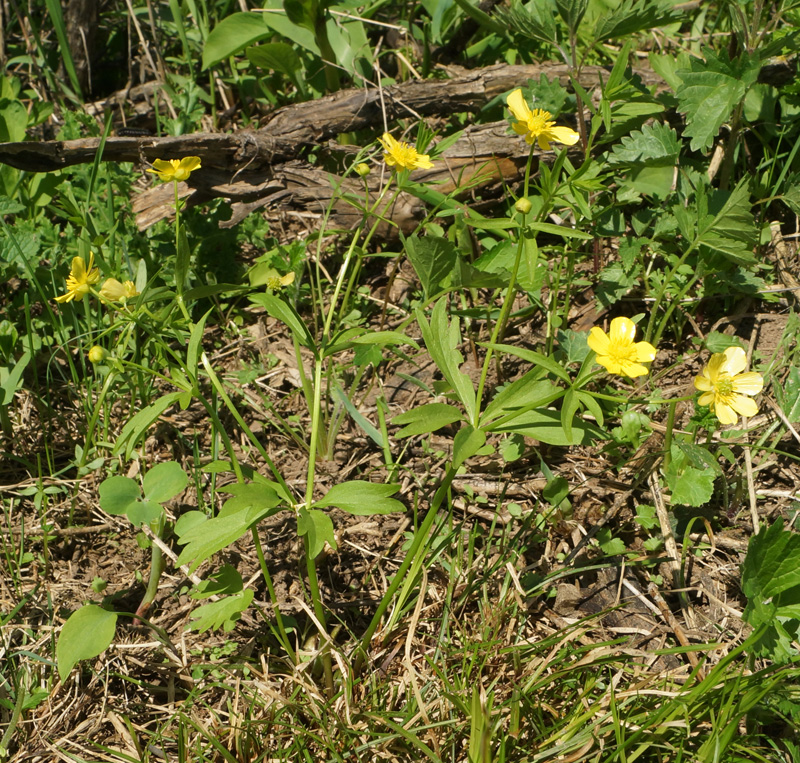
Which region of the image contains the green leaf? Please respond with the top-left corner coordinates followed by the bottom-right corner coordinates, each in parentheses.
top-left (57, 605), bottom-right (118, 681)
top-left (192, 565), bottom-right (244, 599)
top-left (176, 483), bottom-right (283, 572)
top-left (596, 527), bottom-right (626, 555)
top-left (675, 48), bottom-right (760, 152)
top-left (187, 590), bottom-right (254, 633)
top-left (249, 292), bottom-right (316, 354)
top-left (0, 350), bottom-right (31, 406)
top-left (313, 481), bottom-right (404, 516)
top-left (126, 501), bottom-right (163, 527)
top-left (494, 1), bottom-right (559, 46)
top-left (526, 222), bottom-right (594, 240)
top-left (246, 42), bottom-right (302, 75)
top-left (98, 476), bottom-right (140, 516)
top-left (392, 402), bottom-right (464, 438)
top-left (298, 507), bottom-right (336, 558)
top-left (415, 299), bottom-right (476, 421)
top-left (743, 520), bottom-right (800, 624)
top-left (481, 373), bottom-right (564, 427)
top-left (404, 235), bottom-right (458, 300)
top-left (555, 0), bottom-right (587, 32)
top-left (452, 425), bottom-right (486, 470)
top-left (483, 343), bottom-right (572, 383)
top-left (113, 391), bottom-right (185, 459)
top-left (608, 122), bottom-right (680, 166)
top-left (592, 0), bottom-right (677, 40)
top-left (450, 0), bottom-right (506, 35)
top-left (499, 434), bottom-right (525, 463)
top-left (143, 461), bottom-right (188, 504)
top-left (202, 12), bottom-right (271, 70)
top-left (488, 408), bottom-right (602, 446)
top-left (663, 444), bottom-right (715, 506)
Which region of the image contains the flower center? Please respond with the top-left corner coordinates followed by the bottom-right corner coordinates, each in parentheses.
top-left (714, 375), bottom-right (735, 398)
top-left (527, 110), bottom-right (553, 135)
top-left (392, 142), bottom-right (418, 166)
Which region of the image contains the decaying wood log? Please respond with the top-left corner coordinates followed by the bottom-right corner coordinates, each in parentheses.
top-left (0, 61), bottom-right (652, 231)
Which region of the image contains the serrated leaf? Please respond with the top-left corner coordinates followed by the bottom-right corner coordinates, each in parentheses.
top-left (392, 402), bottom-right (464, 438)
top-left (664, 444), bottom-right (715, 506)
top-left (404, 235), bottom-right (458, 300)
top-left (57, 605), bottom-right (118, 681)
top-left (187, 590), bottom-right (254, 633)
top-left (608, 122), bottom-right (680, 165)
top-left (314, 481), bottom-right (404, 516)
top-left (742, 520), bottom-right (800, 620)
top-left (676, 48), bottom-right (760, 152)
top-left (143, 462), bottom-right (188, 504)
top-left (593, 0), bottom-right (678, 41)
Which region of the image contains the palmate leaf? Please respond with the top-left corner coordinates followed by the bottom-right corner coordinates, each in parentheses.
top-left (675, 48), bottom-right (760, 151)
top-left (187, 590), bottom-right (254, 633)
top-left (494, 0), bottom-right (559, 46)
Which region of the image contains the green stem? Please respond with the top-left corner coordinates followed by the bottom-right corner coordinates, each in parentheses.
top-left (353, 464), bottom-right (458, 675)
top-left (135, 514), bottom-right (166, 622)
top-left (173, 179), bottom-right (190, 321)
top-left (644, 241), bottom-right (701, 344)
top-left (251, 527), bottom-right (297, 663)
top-left (474, 215), bottom-right (528, 427)
top-left (662, 400), bottom-right (678, 471)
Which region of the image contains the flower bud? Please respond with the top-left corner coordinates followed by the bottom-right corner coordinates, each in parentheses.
top-left (515, 197), bottom-right (532, 215)
top-left (355, 163), bottom-right (371, 177)
top-left (88, 346), bottom-right (107, 364)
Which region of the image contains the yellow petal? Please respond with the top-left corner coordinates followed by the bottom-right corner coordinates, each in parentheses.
top-left (595, 354), bottom-right (622, 375)
top-left (609, 316), bottom-right (636, 347)
top-left (720, 346), bottom-right (748, 376)
top-left (548, 126), bottom-right (580, 146)
top-left (537, 135), bottom-right (552, 151)
top-left (634, 341), bottom-right (657, 363)
top-left (704, 353), bottom-right (726, 382)
top-left (731, 372), bottom-right (763, 396)
top-left (587, 327), bottom-right (611, 356)
top-left (698, 391), bottom-right (715, 406)
top-left (715, 401), bottom-right (738, 426)
top-left (506, 89), bottom-right (531, 123)
top-left (694, 374), bottom-right (712, 392)
top-left (619, 361), bottom-right (649, 378)
top-left (728, 394), bottom-right (758, 419)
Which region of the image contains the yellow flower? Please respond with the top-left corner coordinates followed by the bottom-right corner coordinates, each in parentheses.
top-left (100, 278), bottom-right (140, 302)
top-left (147, 157), bottom-right (202, 182)
top-left (55, 253), bottom-right (101, 303)
top-left (265, 270), bottom-right (295, 291)
top-left (506, 89), bottom-right (580, 150)
top-left (694, 346), bottom-right (763, 426)
top-left (587, 317), bottom-right (657, 378)
top-left (378, 133), bottom-right (434, 171)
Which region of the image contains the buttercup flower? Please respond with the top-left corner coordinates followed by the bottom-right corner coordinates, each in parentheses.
top-left (506, 89), bottom-right (580, 150)
top-left (694, 346), bottom-right (763, 425)
top-left (100, 278), bottom-right (140, 302)
top-left (265, 270), bottom-right (295, 291)
top-left (55, 253), bottom-right (101, 303)
top-left (147, 157), bottom-right (202, 182)
top-left (587, 317), bottom-right (657, 378)
top-left (378, 133), bottom-right (434, 171)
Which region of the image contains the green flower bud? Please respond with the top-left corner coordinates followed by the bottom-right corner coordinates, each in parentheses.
top-left (355, 162), bottom-right (371, 177)
top-left (515, 197), bottom-right (532, 215)
top-left (88, 346), bottom-right (107, 364)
